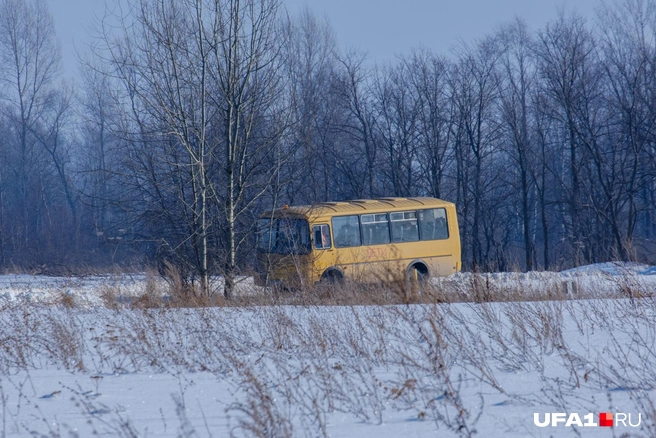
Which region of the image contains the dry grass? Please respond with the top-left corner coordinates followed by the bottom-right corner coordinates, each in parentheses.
top-left (53, 290), bottom-right (77, 308)
top-left (1, 266), bottom-right (654, 436)
top-left (0, 291), bottom-right (655, 436)
top-left (6, 259), bottom-right (649, 310)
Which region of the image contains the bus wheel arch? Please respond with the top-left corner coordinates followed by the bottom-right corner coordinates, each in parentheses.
top-left (407, 261), bottom-right (429, 283)
top-left (320, 267), bottom-right (344, 284)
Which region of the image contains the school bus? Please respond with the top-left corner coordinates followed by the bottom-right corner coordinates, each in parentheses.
top-left (255, 197), bottom-right (461, 288)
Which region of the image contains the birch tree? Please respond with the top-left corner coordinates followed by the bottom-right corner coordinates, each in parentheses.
top-left (207, 0), bottom-right (287, 297)
top-left (95, 0), bottom-right (286, 297)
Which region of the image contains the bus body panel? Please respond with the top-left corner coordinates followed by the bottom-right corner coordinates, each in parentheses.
top-left (256, 197), bottom-right (461, 287)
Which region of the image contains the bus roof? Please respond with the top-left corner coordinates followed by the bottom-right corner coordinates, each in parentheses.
top-left (261, 197), bottom-right (454, 219)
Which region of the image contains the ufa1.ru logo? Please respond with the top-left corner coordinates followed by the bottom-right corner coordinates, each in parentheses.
top-left (534, 412), bottom-right (641, 428)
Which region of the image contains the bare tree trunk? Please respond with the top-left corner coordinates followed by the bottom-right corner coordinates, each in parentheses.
top-left (0, 162), bottom-right (4, 267)
top-left (497, 19), bottom-right (536, 270)
top-left (452, 37), bottom-right (501, 269)
top-left (536, 11), bottom-right (596, 265)
top-left (0, 0), bottom-right (62, 259)
top-left (334, 51), bottom-right (378, 198)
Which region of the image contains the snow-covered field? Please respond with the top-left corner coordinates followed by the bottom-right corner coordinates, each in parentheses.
top-left (1, 263), bottom-right (655, 437)
top-left (1, 262), bottom-right (655, 305)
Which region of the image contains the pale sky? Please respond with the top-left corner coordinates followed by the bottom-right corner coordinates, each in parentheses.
top-left (49, 0), bottom-right (603, 80)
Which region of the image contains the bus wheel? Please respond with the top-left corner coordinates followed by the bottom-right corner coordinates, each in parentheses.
top-left (320, 269), bottom-right (344, 285)
top-left (407, 263), bottom-right (428, 295)
top-left (317, 269), bottom-right (344, 298)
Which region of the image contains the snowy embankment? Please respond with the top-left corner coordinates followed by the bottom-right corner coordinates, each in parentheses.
top-left (0, 273), bottom-right (259, 305)
top-left (434, 262), bottom-right (656, 300)
top-left (0, 263), bottom-right (655, 437)
top-left (1, 262), bottom-right (655, 304)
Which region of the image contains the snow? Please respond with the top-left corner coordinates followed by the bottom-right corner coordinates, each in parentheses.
top-left (0, 264), bottom-right (655, 437)
top-left (0, 274), bottom-right (260, 305)
top-left (0, 273), bottom-right (148, 305)
top-left (560, 261), bottom-right (655, 276)
top-left (1, 262), bottom-right (655, 304)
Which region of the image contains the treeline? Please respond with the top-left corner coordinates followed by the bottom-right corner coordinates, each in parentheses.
top-left (0, 0), bottom-right (655, 286)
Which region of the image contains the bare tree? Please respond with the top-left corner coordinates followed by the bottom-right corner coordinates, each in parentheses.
top-left (373, 61), bottom-right (422, 197)
top-left (594, 0), bottom-right (656, 259)
top-left (0, 116), bottom-right (6, 266)
top-left (95, 0), bottom-right (219, 294)
top-left (1, 0), bottom-right (655, 274)
top-left (206, 0), bottom-right (289, 297)
top-left (535, 10), bottom-right (599, 264)
top-left (496, 18), bottom-right (537, 270)
top-left (279, 8), bottom-right (339, 204)
top-left (93, 0), bottom-right (287, 296)
top-left (531, 84), bottom-right (556, 269)
top-left (332, 50), bottom-right (379, 198)
top-left (31, 85), bottom-right (78, 240)
top-left (0, 0), bottom-right (70, 263)
top-left (77, 61), bottom-right (116, 241)
top-left (405, 49), bottom-right (455, 200)
top-left (450, 36), bottom-right (502, 269)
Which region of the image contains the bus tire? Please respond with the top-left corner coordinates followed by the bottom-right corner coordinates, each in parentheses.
top-left (320, 268), bottom-right (344, 285)
top-left (407, 262), bottom-right (429, 287)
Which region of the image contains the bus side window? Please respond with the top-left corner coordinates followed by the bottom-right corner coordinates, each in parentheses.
top-left (390, 211), bottom-right (418, 242)
top-left (361, 213), bottom-right (390, 245)
top-left (332, 215), bottom-right (361, 247)
top-left (418, 208), bottom-right (449, 240)
top-left (313, 224), bottom-right (331, 249)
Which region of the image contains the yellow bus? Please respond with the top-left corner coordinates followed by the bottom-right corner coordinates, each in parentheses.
top-left (255, 197), bottom-right (461, 288)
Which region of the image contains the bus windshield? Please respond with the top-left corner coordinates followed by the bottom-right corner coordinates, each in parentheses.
top-left (257, 218), bottom-right (311, 255)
